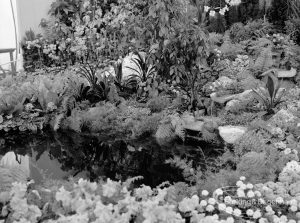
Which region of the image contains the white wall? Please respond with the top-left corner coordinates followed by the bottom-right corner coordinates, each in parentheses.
top-left (0, 0), bottom-right (19, 71)
top-left (17, 0), bottom-right (54, 38)
top-left (0, 0), bottom-right (54, 72)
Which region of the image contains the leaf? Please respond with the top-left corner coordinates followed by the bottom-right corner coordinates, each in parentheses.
top-left (265, 74), bottom-right (275, 99)
top-left (127, 145), bottom-right (135, 152)
top-left (252, 88), bottom-right (269, 107)
top-left (155, 123), bottom-right (175, 139)
top-left (253, 47), bottom-right (273, 73)
top-left (150, 43), bottom-right (159, 52)
top-left (0, 115), bottom-right (3, 124)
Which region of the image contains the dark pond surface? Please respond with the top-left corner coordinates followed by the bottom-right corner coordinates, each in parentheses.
top-left (0, 131), bottom-right (223, 187)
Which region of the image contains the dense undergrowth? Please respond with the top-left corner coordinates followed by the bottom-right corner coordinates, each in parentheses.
top-left (1, 0), bottom-right (300, 222)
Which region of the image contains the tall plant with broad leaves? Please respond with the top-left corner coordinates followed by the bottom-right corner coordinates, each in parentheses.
top-left (77, 62), bottom-right (112, 103)
top-left (162, 22), bottom-right (211, 110)
top-left (252, 69), bottom-right (285, 117)
top-left (116, 0), bottom-right (211, 105)
top-left (125, 51), bottom-right (157, 96)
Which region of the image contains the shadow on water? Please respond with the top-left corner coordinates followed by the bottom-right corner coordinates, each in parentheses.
top-left (0, 130), bottom-right (223, 187)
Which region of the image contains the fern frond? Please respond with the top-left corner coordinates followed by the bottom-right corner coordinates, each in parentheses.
top-left (201, 128), bottom-right (219, 143)
top-left (175, 123), bottom-right (186, 141)
top-left (155, 123), bottom-right (175, 139)
top-left (253, 47), bottom-right (273, 73)
top-left (124, 176), bottom-right (144, 187)
top-left (53, 113), bottom-right (65, 131)
top-left (61, 95), bottom-right (76, 114)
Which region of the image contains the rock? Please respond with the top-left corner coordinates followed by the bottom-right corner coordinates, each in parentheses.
top-left (268, 109), bottom-right (297, 128)
top-left (225, 90), bottom-right (256, 112)
top-left (277, 68), bottom-right (297, 78)
top-left (235, 89), bottom-right (254, 101)
top-left (210, 92), bottom-right (236, 104)
top-left (122, 52), bottom-right (146, 81)
top-left (184, 121), bottom-right (204, 132)
top-left (225, 99), bottom-right (240, 112)
top-left (210, 76), bottom-right (236, 92)
top-left (218, 125), bottom-right (247, 144)
top-left (181, 112), bottom-right (195, 125)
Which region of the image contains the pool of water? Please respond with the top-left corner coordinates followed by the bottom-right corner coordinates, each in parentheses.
top-left (0, 130), bottom-right (223, 187)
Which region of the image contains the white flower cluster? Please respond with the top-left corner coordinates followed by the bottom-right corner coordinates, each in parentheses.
top-left (26, 39), bottom-right (42, 50)
top-left (52, 179), bottom-right (185, 223)
top-left (225, 0), bottom-right (242, 6)
top-left (282, 161), bottom-right (300, 174)
top-left (231, 54), bottom-right (250, 72)
top-left (205, 0), bottom-right (241, 17)
top-left (46, 102), bottom-right (57, 112)
top-left (6, 182), bottom-right (41, 223)
top-left (24, 103), bottom-right (34, 112)
top-left (5, 173), bottom-right (300, 223)
top-left (270, 127), bottom-right (285, 139)
top-left (43, 44), bottom-right (60, 60)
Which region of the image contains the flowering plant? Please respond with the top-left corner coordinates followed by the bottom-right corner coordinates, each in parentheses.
top-left (2, 162), bottom-right (300, 223)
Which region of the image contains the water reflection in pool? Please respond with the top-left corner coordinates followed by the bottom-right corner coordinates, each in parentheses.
top-left (0, 131), bottom-right (223, 187)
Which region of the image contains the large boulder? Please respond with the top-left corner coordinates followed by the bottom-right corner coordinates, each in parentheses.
top-left (277, 68), bottom-right (297, 78)
top-left (218, 125), bottom-right (247, 144)
top-left (225, 89), bottom-right (255, 112)
top-left (268, 109), bottom-right (298, 128)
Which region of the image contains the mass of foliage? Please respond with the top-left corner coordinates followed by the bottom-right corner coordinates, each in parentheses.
top-left (1, 0), bottom-right (300, 222)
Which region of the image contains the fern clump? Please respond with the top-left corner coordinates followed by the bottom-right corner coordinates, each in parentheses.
top-left (146, 96), bottom-right (171, 113)
top-left (165, 182), bottom-right (196, 204)
top-left (155, 113), bottom-right (185, 142)
top-left (81, 103), bottom-right (163, 139)
top-left (252, 47), bottom-right (273, 76)
top-left (83, 103), bottom-right (118, 133)
top-left (236, 151), bottom-right (274, 183)
top-left (233, 129), bottom-right (270, 158)
top-left (219, 111), bottom-right (258, 126)
top-left (60, 109), bottom-right (85, 132)
top-left (130, 113), bottom-right (161, 138)
top-left (198, 169), bottom-right (241, 193)
top-left (229, 23), bottom-right (252, 43)
top-left (165, 156), bottom-right (203, 184)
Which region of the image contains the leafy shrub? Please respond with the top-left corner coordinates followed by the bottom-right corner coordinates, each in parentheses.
top-left (146, 96), bottom-right (171, 113)
top-left (285, 19), bottom-right (300, 45)
top-left (77, 63), bottom-right (117, 103)
top-left (252, 70), bottom-right (285, 116)
top-left (229, 20), bottom-right (272, 43)
top-left (219, 111), bottom-right (258, 126)
top-left (3, 169), bottom-right (300, 223)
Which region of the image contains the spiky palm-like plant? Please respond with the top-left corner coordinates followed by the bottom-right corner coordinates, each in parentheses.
top-left (252, 69), bottom-right (285, 115)
top-left (125, 51), bottom-right (157, 89)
